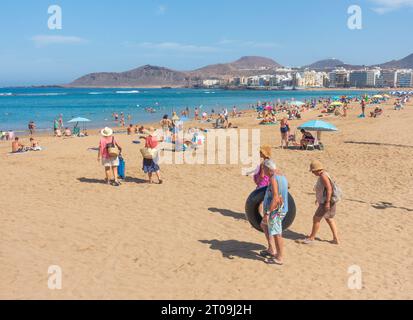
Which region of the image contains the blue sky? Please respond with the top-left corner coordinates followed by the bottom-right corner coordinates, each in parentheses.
top-left (0, 0), bottom-right (412, 86)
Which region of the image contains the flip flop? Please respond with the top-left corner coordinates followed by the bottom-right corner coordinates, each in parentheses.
top-left (259, 250), bottom-right (274, 258)
top-left (298, 238), bottom-right (315, 245)
top-left (267, 257), bottom-right (284, 266)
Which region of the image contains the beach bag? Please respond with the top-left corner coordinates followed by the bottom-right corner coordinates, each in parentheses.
top-left (107, 137), bottom-right (119, 157)
top-left (118, 156), bottom-right (125, 179)
top-left (323, 175), bottom-right (343, 204)
top-left (140, 147), bottom-right (158, 160)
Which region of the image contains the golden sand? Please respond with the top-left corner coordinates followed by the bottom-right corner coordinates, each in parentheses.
top-left (1, 98), bottom-right (412, 299)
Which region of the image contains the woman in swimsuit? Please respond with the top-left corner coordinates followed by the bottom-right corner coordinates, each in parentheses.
top-left (280, 117), bottom-right (290, 149)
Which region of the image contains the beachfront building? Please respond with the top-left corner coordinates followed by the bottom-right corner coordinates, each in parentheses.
top-left (349, 70), bottom-right (377, 88)
top-left (376, 70), bottom-right (397, 88)
top-left (328, 68), bottom-right (350, 88)
top-left (300, 70), bottom-right (328, 88)
top-left (231, 77), bottom-right (241, 86)
top-left (203, 79), bottom-right (220, 87)
top-left (396, 70), bottom-right (413, 88)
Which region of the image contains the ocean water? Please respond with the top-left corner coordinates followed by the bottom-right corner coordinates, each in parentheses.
top-left (0, 87), bottom-right (379, 131)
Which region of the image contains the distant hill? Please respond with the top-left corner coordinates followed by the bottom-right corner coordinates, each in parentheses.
top-left (68, 56), bottom-right (283, 87)
top-left (377, 53), bottom-right (413, 69)
top-left (189, 56), bottom-right (282, 78)
top-left (231, 56), bottom-right (282, 69)
top-left (304, 58), bottom-right (345, 70)
top-left (70, 65), bottom-right (189, 87)
top-left (67, 53), bottom-right (413, 88)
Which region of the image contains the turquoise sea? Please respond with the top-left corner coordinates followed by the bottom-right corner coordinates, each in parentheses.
top-left (0, 87), bottom-right (380, 131)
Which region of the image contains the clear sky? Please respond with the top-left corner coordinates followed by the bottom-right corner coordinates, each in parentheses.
top-left (0, 0), bottom-right (412, 86)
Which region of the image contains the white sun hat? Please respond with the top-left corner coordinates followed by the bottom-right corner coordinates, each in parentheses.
top-left (101, 127), bottom-right (113, 137)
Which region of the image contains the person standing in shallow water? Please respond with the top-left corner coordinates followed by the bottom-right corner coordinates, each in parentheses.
top-left (299, 160), bottom-right (340, 245)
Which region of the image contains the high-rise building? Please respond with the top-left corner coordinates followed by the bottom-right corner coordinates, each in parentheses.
top-left (328, 69), bottom-right (349, 88)
top-left (376, 70), bottom-right (397, 88)
top-left (396, 70), bottom-right (413, 88)
top-left (349, 70), bottom-right (376, 88)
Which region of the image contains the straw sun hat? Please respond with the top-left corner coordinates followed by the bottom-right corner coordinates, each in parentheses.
top-left (259, 145), bottom-right (272, 159)
top-left (310, 160), bottom-right (324, 172)
top-left (101, 127), bottom-right (113, 137)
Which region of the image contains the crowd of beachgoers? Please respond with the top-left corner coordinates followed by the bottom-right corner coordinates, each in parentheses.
top-left (1, 91), bottom-right (412, 268)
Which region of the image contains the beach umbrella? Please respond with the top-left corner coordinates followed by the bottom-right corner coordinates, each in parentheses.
top-left (298, 120), bottom-right (338, 132)
top-left (265, 105), bottom-right (273, 111)
top-left (298, 120), bottom-right (338, 143)
top-left (373, 95), bottom-right (383, 99)
top-left (68, 117), bottom-right (91, 132)
top-left (68, 117), bottom-right (91, 123)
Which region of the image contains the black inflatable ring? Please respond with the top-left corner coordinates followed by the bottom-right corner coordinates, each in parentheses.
top-left (245, 187), bottom-right (297, 232)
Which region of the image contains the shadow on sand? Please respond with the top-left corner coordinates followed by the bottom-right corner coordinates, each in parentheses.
top-left (345, 141), bottom-right (413, 149)
top-left (208, 208), bottom-right (246, 221)
top-left (199, 239), bottom-right (266, 262)
top-left (77, 176), bottom-right (148, 185)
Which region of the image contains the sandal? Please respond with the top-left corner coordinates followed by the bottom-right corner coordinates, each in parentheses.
top-left (259, 250), bottom-right (274, 258)
top-left (298, 238), bottom-right (315, 245)
top-left (268, 257), bottom-right (284, 266)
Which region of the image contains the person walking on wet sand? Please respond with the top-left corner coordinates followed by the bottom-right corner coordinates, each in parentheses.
top-left (299, 160), bottom-right (340, 245)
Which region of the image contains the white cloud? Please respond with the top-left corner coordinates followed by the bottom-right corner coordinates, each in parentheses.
top-left (217, 39), bottom-right (281, 49)
top-left (31, 35), bottom-right (87, 47)
top-left (370, 0), bottom-right (413, 14)
top-left (157, 5), bottom-right (167, 15)
top-left (127, 42), bottom-right (220, 53)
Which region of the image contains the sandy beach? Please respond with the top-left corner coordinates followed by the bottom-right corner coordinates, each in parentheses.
top-left (1, 98), bottom-right (412, 300)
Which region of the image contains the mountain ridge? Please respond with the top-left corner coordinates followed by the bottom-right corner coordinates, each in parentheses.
top-left (68, 53), bottom-right (413, 87)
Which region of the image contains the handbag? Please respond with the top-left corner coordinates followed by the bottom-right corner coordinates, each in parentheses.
top-left (118, 156), bottom-right (125, 179)
top-left (107, 137), bottom-right (119, 157)
top-left (140, 147), bottom-right (158, 160)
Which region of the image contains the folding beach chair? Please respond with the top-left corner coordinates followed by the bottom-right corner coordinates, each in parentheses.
top-left (73, 127), bottom-right (81, 136)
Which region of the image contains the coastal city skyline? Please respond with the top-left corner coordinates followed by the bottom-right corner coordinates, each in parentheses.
top-left (1, 0), bottom-right (413, 86)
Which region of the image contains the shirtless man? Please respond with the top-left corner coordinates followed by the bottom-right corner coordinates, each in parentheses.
top-left (12, 137), bottom-right (25, 153)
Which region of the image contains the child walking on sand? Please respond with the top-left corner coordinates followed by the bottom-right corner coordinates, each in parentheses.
top-left (299, 160), bottom-right (340, 245)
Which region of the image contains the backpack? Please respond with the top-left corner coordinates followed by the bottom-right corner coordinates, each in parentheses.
top-left (324, 174), bottom-right (343, 204)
